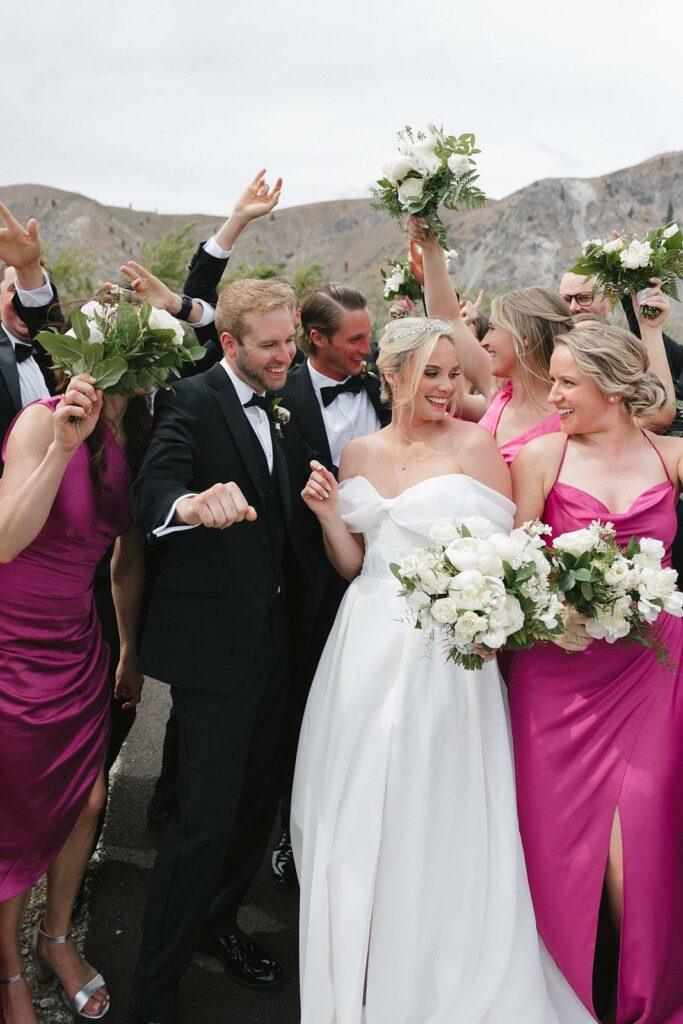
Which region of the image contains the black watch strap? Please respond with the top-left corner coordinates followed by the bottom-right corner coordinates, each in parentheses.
top-left (176, 294), bottom-right (194, 322)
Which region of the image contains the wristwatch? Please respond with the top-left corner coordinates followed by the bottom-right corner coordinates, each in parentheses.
top-left (175, 294), bottom-right (194, 322)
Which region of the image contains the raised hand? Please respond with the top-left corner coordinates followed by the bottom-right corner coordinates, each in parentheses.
top-left (232, 169), bottom-right (283, 223)
top-left (459, 290), bottom-right (484, 325)
top-left (389, 296), bottom-right (416, 319)
top-left (54, 374), bottom-right (104, 453)
top-left (301, 460), bottom-right (339, 520)
top-left (175, 482), bottom-right (257, 529)
top-left (632, 277), bottom-right (671, 330)
top-left (407, 239), bottom-right (425, 286)
top-left (0, 201), bottom-right (42, 270)
top-left (109, 260), bottom-right (177, 311)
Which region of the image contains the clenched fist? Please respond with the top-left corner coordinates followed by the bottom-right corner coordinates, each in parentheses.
top-left (174, 483), bottom-right (257, 529)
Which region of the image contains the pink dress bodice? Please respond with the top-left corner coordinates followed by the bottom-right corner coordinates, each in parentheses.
top-left (478, 381), bottom-right (561, 465)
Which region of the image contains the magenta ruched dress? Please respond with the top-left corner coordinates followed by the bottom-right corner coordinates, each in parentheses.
top-left (478, 381), bottom-right (561, 464)
top-left (0, 398), bottom-right (132, 900)
top-left (508, 436), bottom-right (683, 1023)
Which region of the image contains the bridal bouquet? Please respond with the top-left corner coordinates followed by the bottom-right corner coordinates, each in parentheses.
top-left (371, 124), bottom-right (486, 247)
top-left (390, 517), bottom-right (563, 670)
top-left (36, 290), bottom-right (206, 396)
top-left (571, 222), bottom-right (683, 319)
top-left (381, 257), bottom-right (423, 302)
top-left (551, 520), bottom-right (683, 648)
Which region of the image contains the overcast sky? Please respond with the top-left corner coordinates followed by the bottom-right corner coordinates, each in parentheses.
top-left (4, 0), bottom-right (681, 216)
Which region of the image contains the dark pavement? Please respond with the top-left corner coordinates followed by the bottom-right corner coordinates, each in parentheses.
top-left (84, 681), bottom-right (301, 1024)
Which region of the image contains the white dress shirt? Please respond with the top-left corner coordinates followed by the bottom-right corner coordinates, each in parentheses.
top-left (154, 359), bottom-right (272, 537)
top-left (307, 359), bottom-right (381, 467)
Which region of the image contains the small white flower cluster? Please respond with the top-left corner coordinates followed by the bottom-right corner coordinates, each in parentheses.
top-left (383, 261), bottom-right (411, 299)
top-left (391, 517), bottom-right (561, 670)
top-left (552, 521), bottom-right (683, 644)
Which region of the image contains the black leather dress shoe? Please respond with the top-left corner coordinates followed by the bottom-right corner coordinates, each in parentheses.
top-left (271, 827), bottom-right (297, 891)
top-left (208, 928), bottom-right (283, 990)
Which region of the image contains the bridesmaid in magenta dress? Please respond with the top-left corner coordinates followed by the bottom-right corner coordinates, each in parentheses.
top-left (509, 321), bottom-right (683, 1023)
top-left (0, 380), bottom-right (146, 1023)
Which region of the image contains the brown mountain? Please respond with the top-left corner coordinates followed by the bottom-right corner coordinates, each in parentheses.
top-left (1, 151), bottom-right (681, 332)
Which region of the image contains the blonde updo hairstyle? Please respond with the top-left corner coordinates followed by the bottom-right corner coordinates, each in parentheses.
top-left (376, 317), bottom-right (458, 413)
top-left (490, 286), bottom-right (573, 399)
top-left (556, 322), bottom-right (668, 419)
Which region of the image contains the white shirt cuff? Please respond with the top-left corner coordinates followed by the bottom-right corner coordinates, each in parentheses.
top-left (153, 493), bottom-right (199, 537)
top-left (203, 236), bottom-right (232, 260)
top-left (15, 271), bottom-right (54, 307)
top-left (191, 298), bottom-right (215, 328)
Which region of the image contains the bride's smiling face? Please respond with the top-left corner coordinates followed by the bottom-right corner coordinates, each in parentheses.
top-left (410, 336), bottom-right (462, 419)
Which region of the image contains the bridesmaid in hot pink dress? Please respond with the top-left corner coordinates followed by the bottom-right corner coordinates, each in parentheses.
top-left (0, 381), bottom-right (146, 1023)
top-left (509, 321), bottom-right (683, 1023)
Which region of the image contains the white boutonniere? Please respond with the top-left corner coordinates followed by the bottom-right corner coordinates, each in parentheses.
top-left (360, 361), bottom-right (379, 380)
top-left (269, 397), bottom-right (291, 440)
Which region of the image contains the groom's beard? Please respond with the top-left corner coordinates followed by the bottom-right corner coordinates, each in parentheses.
top-left (234, 346), bottom-right (288, 395)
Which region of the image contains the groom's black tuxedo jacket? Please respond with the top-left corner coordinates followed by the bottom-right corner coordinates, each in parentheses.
top-left (1, 299), bottom-right (58, 462)
top-left (132, 362), bottom-right (322, 695)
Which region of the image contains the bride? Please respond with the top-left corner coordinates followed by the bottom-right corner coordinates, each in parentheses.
top-left (291, 317), bottom-right (593, 1024)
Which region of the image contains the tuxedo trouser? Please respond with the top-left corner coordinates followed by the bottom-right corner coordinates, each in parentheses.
top-left (132, 605), bottom-right (288, 1023)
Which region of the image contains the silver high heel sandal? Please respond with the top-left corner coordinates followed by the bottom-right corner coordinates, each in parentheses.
top-left (32, 920), bottom-right (110, 1020)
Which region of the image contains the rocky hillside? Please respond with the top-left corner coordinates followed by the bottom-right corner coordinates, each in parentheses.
top-left (1, 151), bottom-right (681, 332)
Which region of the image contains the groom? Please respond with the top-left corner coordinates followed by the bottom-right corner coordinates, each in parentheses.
top-left (131, 278), bottom-right (318, 1024)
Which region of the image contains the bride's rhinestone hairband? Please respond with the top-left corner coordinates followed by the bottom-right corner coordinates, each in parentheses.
top-left (388, 317), bottom-right (453, 342)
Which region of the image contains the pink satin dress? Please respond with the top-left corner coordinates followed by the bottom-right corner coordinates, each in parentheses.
top-left (0, 398), bottom-right (132, 900)
top-left (478, 381), bottom-right (561, 464)
top-left (508, 435), bottom-right (683, 1023)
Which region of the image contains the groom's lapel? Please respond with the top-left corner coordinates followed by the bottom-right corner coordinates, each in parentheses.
top-left (284, 364), bottom-right (333, 468)
top-left (207, 363), bottom-right (269, 511)
top-left (0, 327), bottom-right (21, 413)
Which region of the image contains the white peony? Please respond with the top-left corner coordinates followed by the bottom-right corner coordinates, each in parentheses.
top-left (449, 570), bottom-right (505, 611)
top-left (502, 594), bottom-right (525, 635)
top-left (632, 537), bottom-right (665, 570)
top-left (638, 565), bottom-right (678, 601)
top-left (444, 537), bottom-right (503, 577)
top-left (447, 154), bottom-right (470, 178)
top-left (429, 521), bottom-right (461, 546)
top-left (585, 609), bottom-right (631, 643)
top-left (397, 176), bottom-right (425, 210)
top-left (552, 528), bottom-right (597, 558)
top-left (637, 598), bottom-right (661, 624)
top-left (488, 531), bottom-right (529, 569)
top-left (148, 307), bottom-right (185, 347)
top-left (620, 240), bottom-right (653, 270)
top-left (663, 590), bottom-right (683, 616)
top-left (459, 516), bottom-right (498, 539)
top-left (602, 237), bottom-right (625, 253)
top-left (663, 222), bottom-right (680, 239)
top-left (416, 563), bottom-right (452, 596)
top-left (382, 157), bottom-right (415, 186)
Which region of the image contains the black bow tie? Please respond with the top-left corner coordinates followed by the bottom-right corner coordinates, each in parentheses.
top-left (243, 393), bottom-right (271, 412)
top-left (320, 375), bottom-right (365, 408)
top-left (14, 340), bottom-right (35, 364)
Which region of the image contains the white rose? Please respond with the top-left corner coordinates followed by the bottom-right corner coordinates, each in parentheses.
top-left (412, 151), bottom-right (442, 178)
top-left (417, 564), bottom-right (452, 596)
top-left (429, 521), bottom-right (461, 546)
top-left (459, 516), bottom-right (498, 539)
top-left (552, 528), bottom-right (596, 558)
top-left (445, 537), bottom-right (503, 578)
top-left (620, 240), bottom-right (653, 270)
top-left (148, 306), bottom-right (185, 347)
top-left (602, 237), bottom-right (625, 253)
top-left (452, 610), bottom-right (488, 644)
top-left (663, 223), bottom-right (680, 239)
top-left (447, 154), bottom-right (470, 178)
top-left (663, 590), bottom-right (683, 616)
top-left (502, 594), bottom-right (525, 635)
top-left (489, 532), bottom-right (528, 569)
top-left (397, 176), bottom-right (425, 210)
top-left (586, 610), bottom-right (631, 643)
top-left (382, 156), bottom-right (414, 186)
top-left (449, 570), bottom-right (505, 611)
top-left (431, 597), bottom-right (460, 625)
top-left (398, 553), bottom-right (421, 576)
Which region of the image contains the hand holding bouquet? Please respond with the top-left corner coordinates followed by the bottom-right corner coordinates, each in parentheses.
top-left (36, 289), bottom-right (206, 396)
top-left (391, 517), bottom-right (563, 670)
top-left (551, 520), bottom-right (683, 649)
top-left (381, 256), bottom-right (423, 302)
top-left (372, 124), bottom-right (486, 247)
top-left (571, 222), bottom-right (683, 319)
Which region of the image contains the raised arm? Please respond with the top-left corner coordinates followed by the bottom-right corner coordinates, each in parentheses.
top-left (629, 280), bottom-right (676, 432)
top-left (0, 375), bottom-right (103, 562)
top-left (406, 219), bottom-right (494, 403)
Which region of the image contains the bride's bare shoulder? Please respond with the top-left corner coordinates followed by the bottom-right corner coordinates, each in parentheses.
top-left (338, 432), bottom-right (383, 479)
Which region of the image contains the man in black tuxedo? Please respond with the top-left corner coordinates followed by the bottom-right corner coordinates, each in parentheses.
top-left (271, 283), bottom-right (391, 887)
top-left (131, 277), bottom-right (318, 1024)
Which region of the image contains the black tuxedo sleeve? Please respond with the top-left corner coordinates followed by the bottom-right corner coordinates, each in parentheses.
top-left (132, 384), bottom-right (204, 537)
top-left (184, 242), bottom-right (230, 309)
top-left (12, 285), bottom-right (64, 340)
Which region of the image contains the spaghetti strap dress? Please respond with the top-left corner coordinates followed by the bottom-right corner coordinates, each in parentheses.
top-left (508, 434), bottom-right (683, 1023)
top-left (478, 381), bottom-right (561, 465)
top-left (0, 397), bottom-right (132, 900)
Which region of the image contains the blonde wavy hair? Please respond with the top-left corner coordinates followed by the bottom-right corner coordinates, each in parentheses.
top-left (215, 279), bottom-right (298, 342)
top-left (556, 322), bottom-right (668, 419)
top-left (376, 317), bottom-right (458, 412)
top-left (490, 287), bottom-right (573, 400)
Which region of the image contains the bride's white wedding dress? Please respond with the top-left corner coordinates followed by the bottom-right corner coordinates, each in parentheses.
top-left (291, 474), bottom-right (593, 1024)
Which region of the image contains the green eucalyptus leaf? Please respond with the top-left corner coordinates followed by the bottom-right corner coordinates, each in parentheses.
top-left (93, 356), bottom-right (129, 390)
top-left (70, 308), bottom-right (92, 346)
top-left (36, 331), bottom-right (84, 364)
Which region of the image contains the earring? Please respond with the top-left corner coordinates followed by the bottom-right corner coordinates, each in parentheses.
top-left (608, 396), bottom-right (616, 403)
